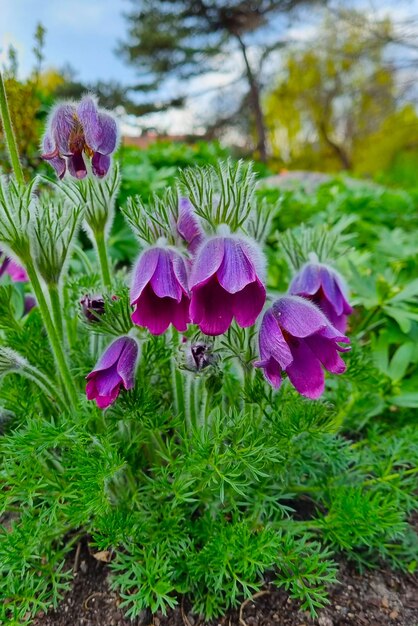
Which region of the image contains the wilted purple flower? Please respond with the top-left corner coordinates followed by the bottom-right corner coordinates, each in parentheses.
top-left (177, 197), bottom-right (204, 254)
top-left (41, 96), bottom-right (118, 179)
top-left (255, 295), bottom-right (350, 399)
top-left (289, 262), bottom-right (353, 333)
top-left (0, 252), bottom-right (28, 282)
top-left (189, 235), bottom-right (266, 336)
top-left (131, 247), bottom-right (190, 335)
top-left (86, 336), bottom-right (138, 409)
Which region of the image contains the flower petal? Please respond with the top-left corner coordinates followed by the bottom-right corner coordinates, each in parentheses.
top-left (177, 197), bottom-right (204, 254)
top-left (190, 277), bottom-right (234, 336)
top-left (305, 334), bottom-right (347, 374)
top-left (131, 285), bottom-right (176, 335)
top-left (93, 365), bottom-right (123, 396)
top-left (130, 248), bottom-right (161, 305)
top-left (96, 112), bottom-right (118, 154)
top-left (286, 338), bottom-right (325, 399)
top-left (189, 237), bottom-right (225, 288)
top-left (273, 296), bottom-right (328, 338)
top-left (5, 260), bottom-right (28, 282)
top-left (172, 252), bottom-right (189, 295)
top-left (116, 338), bottom-right (138, 389)
top-left (150, 249), bottom-right (182, 301)
top-left (49, 103), bottom-right (77, 153)
top-left (67, 152), bottom-right (87, 179)
top-left (289, 263), bottom-right (321, 296)
top-left (217, 238), bottom-right (256, 293)
top-left (258, 308), bottom-right (293, 368)
top-left (42, 133), bottom-right (66, 178)
top-left (255, 357), bottom-right (283, 389)
top-left (232, 279), bottom-right (266, 327)
top-left (77, 96), bottom-right (101, 151)
top-left (92, 152), bottom-right (111, 177)
top-left (319, 266), bottom-right (345, 316)
top-left (87, 336), bottom-right (126, 375)
top-left (171, 293), bottom-right (190, 332)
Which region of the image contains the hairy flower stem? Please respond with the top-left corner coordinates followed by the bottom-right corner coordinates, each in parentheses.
top-left (0, 71), bottom-right (25, 185)
top-left (94, 228), bottom-right (112, 289)
top-left (25, 261), bottom-right (78, 411)
top-left (170, 329), bottom-right (185, 419)
top-left (48, 283), bottom-right (64, 341)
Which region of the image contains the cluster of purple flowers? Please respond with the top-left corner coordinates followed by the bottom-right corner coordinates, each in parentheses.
top-left (86, 200), bottom-right (352, 408)
top-left (39, 95), bottom-right (352, 412)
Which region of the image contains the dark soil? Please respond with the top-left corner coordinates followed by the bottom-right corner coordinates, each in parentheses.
top-left (33, 540), bottom-right (418, 626)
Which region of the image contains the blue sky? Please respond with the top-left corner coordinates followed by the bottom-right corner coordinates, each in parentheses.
top-left (0, 0), bottom-right (137, 83)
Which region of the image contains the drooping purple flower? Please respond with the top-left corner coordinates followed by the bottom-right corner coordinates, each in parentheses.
top-left (255, 295), bottom-right (350, 399)
top-left (189, 235), bottom-right (266, 336)
top-left (86, 336), bottom-right (138, 409)
top-left (0, 251), bottom-right (28, 282)
top-left (131, 247), bottom-right (190, 335)
top-left (41, 96), bottom-right (118, 179)
top-left (177, 197), bottom-right (204, 254)
top-left (289, 262), bottom-right (353, 333)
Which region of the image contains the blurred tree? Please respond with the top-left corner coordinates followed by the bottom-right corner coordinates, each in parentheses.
top-left (265, 10), bottom-right (408, 171)
top-left (120, 0), bottom-right (324, 161)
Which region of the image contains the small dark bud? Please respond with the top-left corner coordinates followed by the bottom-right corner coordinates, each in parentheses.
top-left (80, 294), bottom-right (106, 322)
top-left (190, 341), bottom-right (217, 372)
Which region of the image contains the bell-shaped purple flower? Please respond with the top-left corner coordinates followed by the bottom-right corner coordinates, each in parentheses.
top-left (86, 336), bottom-right (138, 409)
top-left (131, 247), bottom-right (190, 335)
top-left (189, 235), bottom-right (266, 336)
top-left (41, 96), bottom-right (118, 180)
top-left (289, 262), bottom-right (353, 333)
top-left (255, 295), bottom-right (350, 399)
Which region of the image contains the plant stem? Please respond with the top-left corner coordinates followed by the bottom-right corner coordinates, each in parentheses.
top-left (25, 261), bottom-right (78, 410)
top-left (0, 70), bottom-right (24, 184)
top-left (94, 228), bottom-right (112, 289)
top-left (171, 329), bottom-right (185, 418)
top-left (48, 283), bottom-right (64, 340)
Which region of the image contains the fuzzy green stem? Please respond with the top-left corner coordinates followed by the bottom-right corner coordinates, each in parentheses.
top-left (25, 261), bottom-right (78, 410)
top-left (48, 283), bottom-right (64, 341)
top-left (94, 228), bottom-right (112, 289)
top-left (171, 329), bottom-right (185, 418)
top-left (0, 71), bottom-right (25, 185)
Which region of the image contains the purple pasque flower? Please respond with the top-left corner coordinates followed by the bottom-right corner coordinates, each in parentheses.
top-left (289, 262), bottom-right (353, 333)
top-left (41, 96), bottom-right (118, 180)
top-left (255, 295), bottom-right (350, 399)
top-left (0, 251), bottom-right (28, 282)
top-left (189, 234), bottom-right (266, 336)
top-left (131, 246), bottom-right (190, 335)
top-left (86, 336), bottom-right (138, 409)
